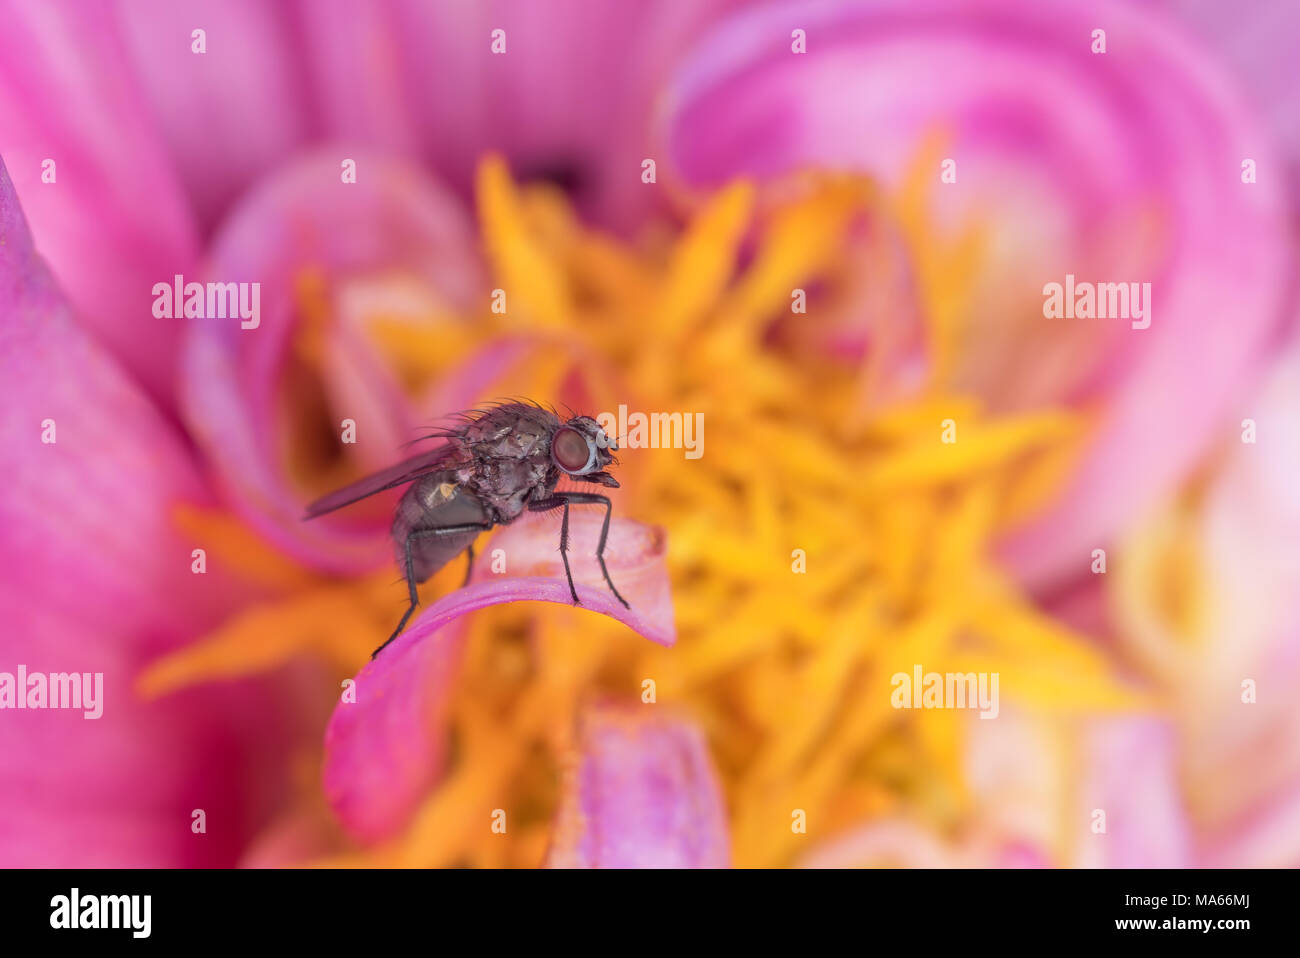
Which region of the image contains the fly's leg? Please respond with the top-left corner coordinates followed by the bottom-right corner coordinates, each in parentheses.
top-left (581, 493), bottom-right (630, 609)
top-left (527, 493), bottom-right (630, 610)
top-left (374, 521), bottom-right (493, 659)
top-left (528, 496), bottom-right (577, 602)
top-left (462, 542), bottom-right (475, 588)
top-left (559, 498), bottom-right (577, 605)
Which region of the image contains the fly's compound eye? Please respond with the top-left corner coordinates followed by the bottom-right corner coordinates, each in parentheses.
top-left (552, 426), bottom-right (597, 474)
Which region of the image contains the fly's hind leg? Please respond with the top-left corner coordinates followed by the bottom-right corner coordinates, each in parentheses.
top-left (462, 542), bottom-right (475, 588)
top-left (373, 521), bottom-right (493, 659)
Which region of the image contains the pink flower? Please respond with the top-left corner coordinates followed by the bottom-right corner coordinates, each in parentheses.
top-left (2, 0), bottom-right (1296, 869)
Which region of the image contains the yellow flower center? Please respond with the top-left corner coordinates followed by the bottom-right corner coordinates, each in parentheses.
top-left (141, 151), bottom-right (1141, 867)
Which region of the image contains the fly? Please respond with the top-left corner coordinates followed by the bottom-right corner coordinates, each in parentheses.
top-left (304, 401), bottom-right (629, 658)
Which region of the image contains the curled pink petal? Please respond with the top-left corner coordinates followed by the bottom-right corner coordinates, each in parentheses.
top-left (180, 150), bottom-right (485, 574)
top-left (547, 705), bottom-right (729, 868)
top-left (323, 513), bottom-right (674, 843)
top-left (320, 614), bottom-right (466, 847)
top-left (659, 0), bottom-right (1292, 586)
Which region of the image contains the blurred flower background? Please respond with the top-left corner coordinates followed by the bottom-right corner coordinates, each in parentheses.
top-left (1, 0), bottom-right (1297, 867)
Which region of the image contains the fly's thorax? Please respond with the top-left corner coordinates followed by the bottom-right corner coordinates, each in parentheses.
top-left (461, 403), bottom-right (560, 456)
top-left (463, 455), bottom-right (553, 522)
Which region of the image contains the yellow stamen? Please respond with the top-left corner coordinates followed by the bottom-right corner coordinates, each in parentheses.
top-left (476, 154), bottom-right (571, 331)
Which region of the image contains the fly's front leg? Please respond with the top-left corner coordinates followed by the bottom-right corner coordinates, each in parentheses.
top-left (529, 496), bottom-right (578, 604)
top-left (527, 493), bottom-right (629, 609)
top-left (374, 521), bottom-right (493, 659)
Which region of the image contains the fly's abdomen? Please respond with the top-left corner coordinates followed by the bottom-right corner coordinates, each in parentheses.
top-left (393, 473), bottom-right (490, 584)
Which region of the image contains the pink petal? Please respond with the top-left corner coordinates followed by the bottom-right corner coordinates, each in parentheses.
top-left (297, 0), bottom-right (741, 231)
top-left (179, 151), bottom-right (485, 574)
top-left (0, 159), bottom-right (284, 865)
top-left (115, 0), bottom-right (312, 231)
top-left (547, 705), bottom-right (730, 868)
top-left (0, 0), bottom-right (199, 402)
top-left (659, 0), bottom-right (1292, 585)
top-left (1153, 0), bottom-right (1300, 199)
top-left (0, 160), bottom-right (222, 655)
top-left (323, 513), bottom-right (674, 843)
top-left (105, 0), bottom-right (746, 234)
top-left (1077, 717), bottom-right (1192, 867)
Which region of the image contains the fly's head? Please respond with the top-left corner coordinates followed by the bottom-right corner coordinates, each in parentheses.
top-left (550, 416), bottom-right (620, 487)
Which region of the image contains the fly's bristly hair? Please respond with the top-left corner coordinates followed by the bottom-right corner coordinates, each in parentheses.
top-left (377, 398), bottom-right (617, 460)
top-left (479, 395), bottom-right (551, 414)
top-left (402, 400), bottom-right (535, 449)
top-left (409, 398), bottom-right (556, 435)
top-left (398, 430), bottom-right (461, 450)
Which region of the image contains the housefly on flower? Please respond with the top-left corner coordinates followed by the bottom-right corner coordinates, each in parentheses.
top-left (304, 401), bottom-right (628, 658)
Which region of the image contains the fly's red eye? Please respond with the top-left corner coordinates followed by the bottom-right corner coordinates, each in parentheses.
top-left (552, 427), bottom-right (593, 472)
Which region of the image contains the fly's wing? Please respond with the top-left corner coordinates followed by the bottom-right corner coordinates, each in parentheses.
top-left (303, 444), bottom-right (459, 519)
